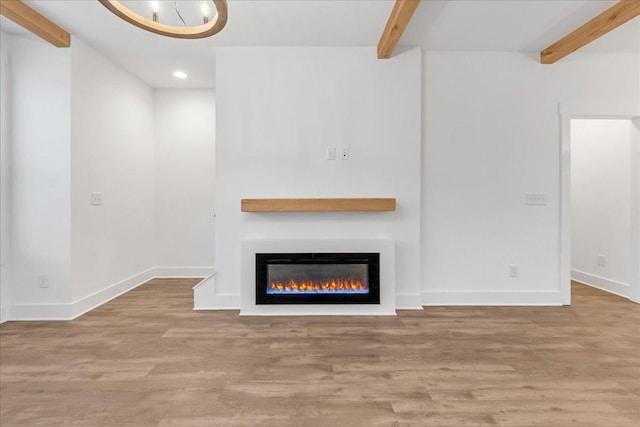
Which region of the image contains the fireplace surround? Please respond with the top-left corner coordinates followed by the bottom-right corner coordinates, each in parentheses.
top-left (240, 239), bottom-right (396, 315)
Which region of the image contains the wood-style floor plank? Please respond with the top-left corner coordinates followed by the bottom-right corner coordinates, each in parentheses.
top-left (1, 279), bottom-right (638, 426)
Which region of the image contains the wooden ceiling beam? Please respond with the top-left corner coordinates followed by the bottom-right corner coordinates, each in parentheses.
top-left (540, 0), bottom-right (640, 64)
top-left (0, 0), bottom-right (70, 47)
top-left (377, 0), bottom-right (420, 59)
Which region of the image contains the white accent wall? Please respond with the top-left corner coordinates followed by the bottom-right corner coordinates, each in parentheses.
top-left (571, 119), bottom-right (633, 296)
top-left (209, 47), bottom-right (422, 309)
top-left (207, 49), bottom-right (640, 310)
top-left (5, 35), bottom-right (72, 316)
top-left (153, 90), bottom-right (215, 269)
top-left (70, 37), bottom-right (156, 313)
top-left (422, 52), bottom-right (639, 305)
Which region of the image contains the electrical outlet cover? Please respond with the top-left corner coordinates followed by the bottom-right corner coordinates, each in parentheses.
top-left (91, 192), bottom-right (102, 206)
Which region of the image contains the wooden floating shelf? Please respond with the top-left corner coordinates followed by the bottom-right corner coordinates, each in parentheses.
top-left (241, 198), bottom-right (396, 213)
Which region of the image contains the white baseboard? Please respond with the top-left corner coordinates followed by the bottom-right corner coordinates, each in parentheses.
top-left (6, 269), bottom-right (155, 322)
top-left (192, 272), bottom-right (214, 291)
top-left (195, 293), bottom-right (428, 312)
top-left (70, 268), bottom-right (156, 319)
top-left (571, 269), bottom-right (629, 298)
top-left (2, 266), bottom-right (215, 323)
top-left (421, 290), bottom-right (563, 306)
top-left (154, 267), bottom-right (215, 278)
top-left (0, 305), bottom-right (6, 323)
top-left (7, 303), bottom-right (73, 321)
top-left (239, 306), bottom-right (397, 316)
top-left (194, 295), bottom-right (241, 310)
top-left (195, 294), bottom-right (426, 312)
top-left (395, 294), bottom-right (424, 310)
top-left (192, 273), bottom-right (240, 310)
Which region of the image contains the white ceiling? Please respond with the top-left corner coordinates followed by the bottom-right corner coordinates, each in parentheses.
top-left (1, 0), bottom-right (638, 89)
top-left (403, 0), bottom-right (640, 52)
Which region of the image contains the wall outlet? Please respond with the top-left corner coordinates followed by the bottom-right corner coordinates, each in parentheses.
top-left (91, 192), bottom-right (102, 206)
top-left (341, 147), bottom-right (350, 160)
top-left (38, 274), bottom-right (49, 288)
top-left (509, 264), bottom-right (519, 277)
top-left (597, 254), bottom-right (606, 267)
top-left (525, 193), bottom-right (547, 205)
top-left (326, 147), bottom-right (336, 160)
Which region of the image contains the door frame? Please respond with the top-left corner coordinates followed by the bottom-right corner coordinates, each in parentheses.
top-left (559, 106), bottom-right (640, 304)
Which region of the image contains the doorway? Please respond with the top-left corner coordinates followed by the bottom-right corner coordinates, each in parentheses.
top-left (561, 116), bottom-right (640, 304)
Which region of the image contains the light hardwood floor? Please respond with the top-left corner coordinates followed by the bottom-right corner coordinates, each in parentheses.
top-left (1, 280), bottom-right (638, 426)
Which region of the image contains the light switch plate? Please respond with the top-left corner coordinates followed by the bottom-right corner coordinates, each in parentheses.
top-left (509, 264), bottom-right (519, 277)
top-left (525, 193), bottom-right (547, 205)
top-left (326, 147), bottom-right (336, 160)
top-left (38, 274), bottom-right (49, 288)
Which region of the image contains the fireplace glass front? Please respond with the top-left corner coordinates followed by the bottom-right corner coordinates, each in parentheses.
top-left (256, 253), bottom-right (380, 304)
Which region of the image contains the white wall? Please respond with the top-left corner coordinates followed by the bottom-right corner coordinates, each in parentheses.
top-left (571, 119), bottom-right (633, 296)
top-left (153, 90), bottom-right (215, 269)
top-left (209, 47), bottom-right (422, 309)
top-left (3, 38), bottom-right (637, 318)
top-left (422, 52), bottom-right (639, 304)
top-left (631, 119), bottom-right (640, 303)
top-left (70, 38), bottom-right (155, 310)
top-left (0, 35), bottom-right (215, 321)
top-left (0, 31), bottom-right (10, 322)
top-left (6, 35), bottom-right (72, 311)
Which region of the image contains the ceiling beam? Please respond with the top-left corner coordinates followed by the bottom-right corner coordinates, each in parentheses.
top-left (540, 0), bottom-right (640, 64)
top-left (377, 0), bottom-right (420, 59)
top-left (0, 0), bottom-right (70, 47)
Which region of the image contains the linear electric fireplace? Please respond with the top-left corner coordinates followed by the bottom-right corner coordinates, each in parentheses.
top-left (256, 253), bottom-right (380, 304)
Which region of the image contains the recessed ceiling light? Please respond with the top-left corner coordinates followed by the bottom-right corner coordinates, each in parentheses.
top-left (173, 71), bottom-right (188, 79)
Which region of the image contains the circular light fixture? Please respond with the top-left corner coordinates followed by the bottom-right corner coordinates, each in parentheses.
top-left (98, 0), bottom-right (228, 39)
top-left (173, 71), bottom-right (188, 79)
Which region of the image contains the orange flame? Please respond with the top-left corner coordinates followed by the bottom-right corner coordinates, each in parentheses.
top-left (269, 278), bottom-right (367, 292)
